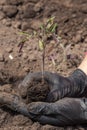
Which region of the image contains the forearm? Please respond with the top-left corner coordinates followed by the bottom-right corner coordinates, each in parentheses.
top-left (78, 55), bottom-right (87, 75)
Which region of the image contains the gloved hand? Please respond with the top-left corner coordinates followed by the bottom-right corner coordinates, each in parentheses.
top-left (18, 69), bottom-right (87, 102)
top-left (28, 97), bottom-right (87, 126)
top-left (1, 92), bottom-right (87, 126)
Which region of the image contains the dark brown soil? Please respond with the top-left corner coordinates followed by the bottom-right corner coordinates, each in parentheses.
top-left (26, 80), bottom-right (50, 103)
top-left (0, 0), bottom-right (87, 129)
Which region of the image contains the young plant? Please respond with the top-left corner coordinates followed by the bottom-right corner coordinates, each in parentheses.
top-left (18, 17), bottom-right (65, 81)
top-left (38, 16), bottom-right (58, 80)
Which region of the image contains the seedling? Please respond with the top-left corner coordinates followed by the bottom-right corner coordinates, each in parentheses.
top-left (18, 17), bottom-right (72, 81)
top-left (38, 16), bottom-right (58, 80)
top-left (18, 17), bottom-right (59, 80)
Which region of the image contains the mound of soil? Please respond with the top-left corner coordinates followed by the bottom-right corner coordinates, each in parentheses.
top-left (27, 80), bottom-right (50, 103)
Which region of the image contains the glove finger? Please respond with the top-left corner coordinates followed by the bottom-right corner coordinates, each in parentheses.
top-left (28, 101), bottom-right (56, 116)
top-left (28, 102), bottom-right (46, 115)
top-left (28, 98), bottom-right (87, 126)
top-left (18, 72), bottom-right (53, 97)
top-left (18, 71), bottom-right (59, 98)
top-left (36, 115), bottom-right (59, 126)
top-left (18, 72), bottom-right (43, 97)
top-left (20, 71), bottom-right (59, 88)
top-left (19, 72), bottom-right (42, 88)
top-left (46, 89), bottom-right (61, 102)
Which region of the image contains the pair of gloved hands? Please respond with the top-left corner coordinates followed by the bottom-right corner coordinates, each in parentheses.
top-left (18, 69), bottom-right (87, 126)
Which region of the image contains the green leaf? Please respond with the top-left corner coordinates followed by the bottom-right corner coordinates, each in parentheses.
top-left (46, 23), bottom-right (58, 33)
top-left (39, 40), bottom-right (44, 51)
top-left (33, 31), bottom-right (37, 36)
top-left (40, 24), bottom-right (44, 30)
top-left (47, 16), bottom-right (55, 24)
top-left (18, 31), bottom-right (32, 38)
top-left (46, 23), bottom-right (52, 31)
top-left (20, 38), bottom-right (27, 43)
top-left (19, 31), bottom-right (29, 36)
top-left (57, 36), bottom-right (61, 40)
top-left (51, 23), bottom-right (58, 33)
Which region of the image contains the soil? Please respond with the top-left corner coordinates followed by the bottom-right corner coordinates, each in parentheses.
top-left (0, 0), bottom-right (87, 129)
top-left (26, 80), bottom-right (50, 103)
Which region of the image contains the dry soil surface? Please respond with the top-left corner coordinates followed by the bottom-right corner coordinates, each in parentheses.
top-left (0, 0), bottom-right (87, 129)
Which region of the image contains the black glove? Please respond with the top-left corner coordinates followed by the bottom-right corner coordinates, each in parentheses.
top-left (1, 93), bottom-right (87, 126)
top-left (18, 69), bottom-right (87, 102)
top-left (28, 97), bottom-right (87, 126)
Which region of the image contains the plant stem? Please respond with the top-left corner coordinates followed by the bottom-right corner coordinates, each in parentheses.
top-left (42, 46), bottom-right (45, 83)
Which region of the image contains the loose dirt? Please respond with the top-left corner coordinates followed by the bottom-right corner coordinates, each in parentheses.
top-left (26, 80), bottom-right (50, 103)
top-left (0, 0), bottom-right (87, 129)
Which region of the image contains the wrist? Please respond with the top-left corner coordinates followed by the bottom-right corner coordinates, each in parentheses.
top-left (69, 69), bottom-right (86, 96)
top-left (78, 55), bottom-right (87, 75)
